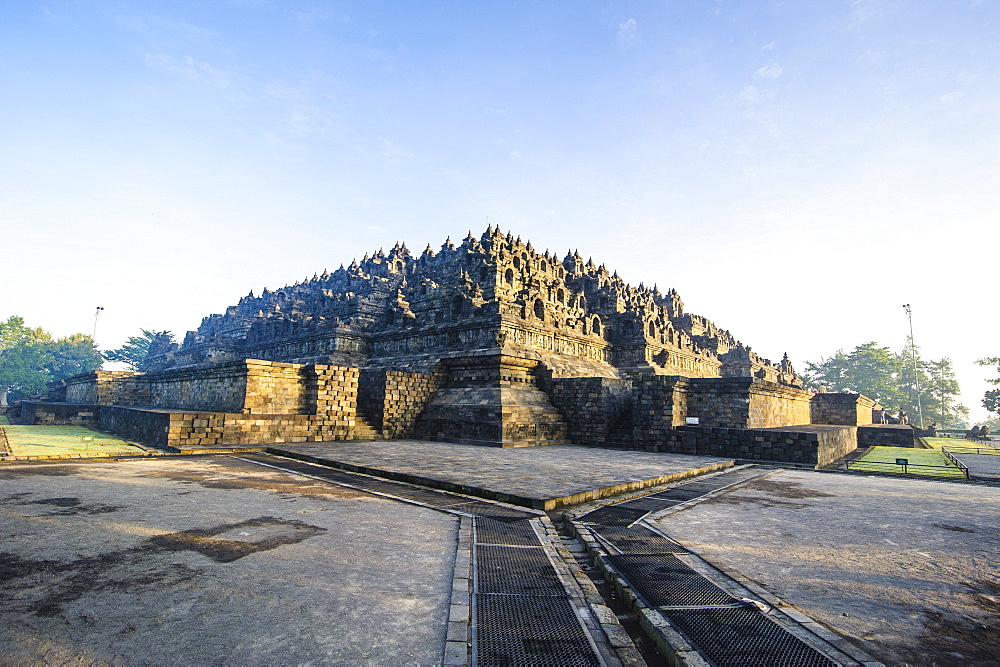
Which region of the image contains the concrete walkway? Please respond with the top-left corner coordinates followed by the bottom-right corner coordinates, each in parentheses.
top-left (951, 451), bottom-right (1000, 481)
top-left (649, 468), bottom-right (1000, 665)
top-left (270, 439), bottom-right (733, 509)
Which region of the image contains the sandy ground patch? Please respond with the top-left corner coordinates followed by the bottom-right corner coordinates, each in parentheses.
top-left (0, 456), bottom-right (457, 664)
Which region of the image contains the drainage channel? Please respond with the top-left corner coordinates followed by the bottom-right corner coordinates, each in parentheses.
top-left (574, 466), bottom-right (878, 667)
top-left (230, 453), bottom-right (621, 666)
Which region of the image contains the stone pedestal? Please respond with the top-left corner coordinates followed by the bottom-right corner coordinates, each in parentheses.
top-left (413, 352), bottom-right (568, 447)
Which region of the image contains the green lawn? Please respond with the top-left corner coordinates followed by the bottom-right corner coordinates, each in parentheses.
top-left (1, 424), bottom-right (145, 458)
top-left (851, 446), bottom-right (967, 479)
top-left (923, 436), bottom-right (961, 449)
top-left (0, 415), bottom-right (10, 426)
top-left (923, 436), bottom-right (1000, 455)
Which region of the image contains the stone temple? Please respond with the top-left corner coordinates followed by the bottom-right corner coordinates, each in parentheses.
top-left (22, 227), bottom-right (890, 464)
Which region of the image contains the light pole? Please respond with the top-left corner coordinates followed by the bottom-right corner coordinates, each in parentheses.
top-left (92, 306), bottom-right (104, 340)
top-left (939, 364), bottom-right (947, 427)
top-left (902, 304), bottom-right (924, 428)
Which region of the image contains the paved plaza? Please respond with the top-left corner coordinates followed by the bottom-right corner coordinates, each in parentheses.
top-left (650, 469), bottom-right (1000, 665)
top-left (2, 442), bottom-right (999, 665)
top-left (0, 457), bottom-right (458, 664)
top-left (272, 439), bottom-right (732, 508)
top-left (953, 451), bottom-right (1000, 482)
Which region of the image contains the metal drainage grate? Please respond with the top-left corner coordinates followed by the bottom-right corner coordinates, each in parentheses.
top-left (712, 467), bottom-right (771, 486)
top-left (476, 594), bottom-right (600, 667)
top-left (648, 487), bottom-right (708, 502)
top-left (662, 606), bottom-right (837, 667)
top-left (477, 545), bottom-right (566, 596)
top-left (671, 481), bottom-right (725, 492)
top-left (591, 525), bottom-right (687, 554)
top-left (605, 553), bottom-right (735, 607)
top-left (580, 494), bottom-right (675, 526)
top-left (450, 501), bottom-right (536, 522)
top-left (239, 455), bottom-right (536, 515)
top-left (349, 480), bottom-right (472, 507)
top-left (475, 517), bottom-right (540, 547)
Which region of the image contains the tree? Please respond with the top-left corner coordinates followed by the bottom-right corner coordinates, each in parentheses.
top-left (0, 316), bottom-right (51, 406)
top-left (103, 329), bottom-right (173, 370)
top-left (920, 357), bottom-right (965, 427)
top-left (803, 342), bottom-right (906, 407)
top-left (804, 340), bottom-right (969, 427)
top-left (49, 334), bottom-right (103, 380)
top-left (977, 357), bottom-right (1000, 418)
top-left (0, 316), bottom-right (103, 406)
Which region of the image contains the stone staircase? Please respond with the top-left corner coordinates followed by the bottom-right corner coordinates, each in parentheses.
top-left (351, 415), bottom-right (383, 441)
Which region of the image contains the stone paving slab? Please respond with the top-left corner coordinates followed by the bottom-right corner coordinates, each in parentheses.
top-left (270, 440), bottom-right (733, 509)
top-left (650, 468), bottom-right (1000, 665)
top-left (0, 456), bottom-right (457, 665)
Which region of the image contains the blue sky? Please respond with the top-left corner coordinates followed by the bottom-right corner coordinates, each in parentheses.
top-left (2, 1), bottom-right (997, 419)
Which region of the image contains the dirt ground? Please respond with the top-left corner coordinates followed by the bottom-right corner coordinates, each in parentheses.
top-left (652, 469), bottom-right (1000, 665)
top-left (0, 456), bottom-right (458, 664)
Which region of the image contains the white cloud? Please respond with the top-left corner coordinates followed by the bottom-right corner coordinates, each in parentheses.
top-left (142, 52), bottom-right (231, 89)
top-left (617, 18), bottom-right (638, 49)
top-left (939, 91), bottom-right (964, 103)
top-left (856, 49), bottom-right (885, 66)
top-left (378, 137), bottom-right (414, 167)
top-left (761, 41), bottom-right (776, 51)
top-left (754, 62), bottom-right (783, 80)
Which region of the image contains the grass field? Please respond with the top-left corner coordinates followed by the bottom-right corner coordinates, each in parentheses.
top-left (923, 436), bottom-right (1000, 454)
top-left (0, 416), bottom-right (10, 426)
top-left (851, 446), bottom-right (967, 479)
top-left (1, 425), bottom-right (145, 458)
top-left (923, 437), bottom-right (960, 449)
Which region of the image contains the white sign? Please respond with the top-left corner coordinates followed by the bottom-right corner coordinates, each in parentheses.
top-left (686, 417), bottom-right (700, 425)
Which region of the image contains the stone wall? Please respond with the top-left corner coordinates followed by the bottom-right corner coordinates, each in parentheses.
top-left (39, 360), bottom-right (363, 449)
top-left (58, 360), bottom-right (359, 417)
top-left (544, 376), bottom-right (631, 445)
top-left (684, 377), bottom-right (811, 429)
top-left (98, 406), bottom-right (359, 449)
top-left (630, 375), bottom-right (686, 444)
top-left (98, 406), bottom-right (174, 445)
top-left (381, 371), bottom-right (443, 438)
top-left (143, 363), bottom-right (250, 413)
top-left (14, 401), bottom-right (98, 427)
top-left (359, 368), bottom-right (444, 438)
top-left (811, 393), bottom-right (879, 426)
top-left (857, 424), bottom-right (919, 448)
top-left (639, 424), bottom-right (857, 467)
top-left (65, 371), bottom-right (141, 405)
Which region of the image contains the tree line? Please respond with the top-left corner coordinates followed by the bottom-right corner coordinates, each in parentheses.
top-left (801, 340), bottom-right (973, 428)
top-left (0, 317), bottom-right (169, 407)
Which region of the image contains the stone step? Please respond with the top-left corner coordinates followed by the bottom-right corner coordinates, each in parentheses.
top-left (351, 415), bottom-right (383, 441)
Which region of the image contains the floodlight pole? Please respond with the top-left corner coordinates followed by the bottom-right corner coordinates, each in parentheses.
top-left (93, 306), bottom-right (104, 340)
top-left (902, 304), bottom-right (924, 428)
top-left (939, 364), bottom-right (947, 427)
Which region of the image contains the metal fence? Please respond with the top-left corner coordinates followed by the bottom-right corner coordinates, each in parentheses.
top-left (942, 445), bottom-right (1000, 456)
top-left (845, 458), bottom-right (969, 479)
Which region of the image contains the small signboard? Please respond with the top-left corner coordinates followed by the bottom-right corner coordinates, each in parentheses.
top-left (895, 458), bottom-right (908, 466)
top-left (686, 417), bottom-right (700, 425)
